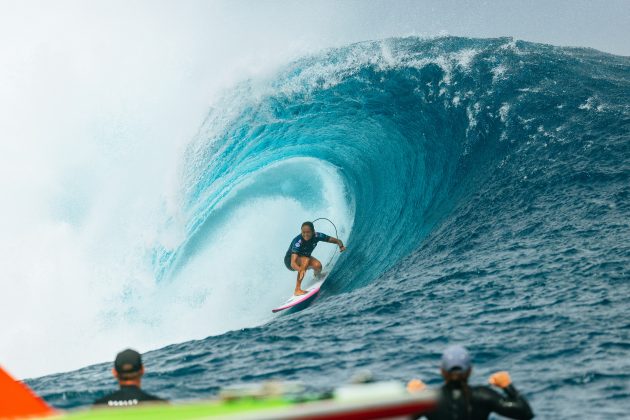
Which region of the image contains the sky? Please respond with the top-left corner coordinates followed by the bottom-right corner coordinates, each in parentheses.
top-left (0, 0), bottom-right (628, 379)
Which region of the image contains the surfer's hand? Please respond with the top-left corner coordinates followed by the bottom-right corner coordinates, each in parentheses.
top-left (488, 371), bottom-right (511, 388)
top-left (339, 245), bottom-right (346, 252)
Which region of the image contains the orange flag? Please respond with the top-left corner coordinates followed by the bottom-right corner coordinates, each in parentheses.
top-left (0, 366), bottom-right (56, 419)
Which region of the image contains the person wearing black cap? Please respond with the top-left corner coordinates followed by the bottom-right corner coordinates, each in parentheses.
top-left (94, 348), bottom-right (166, 407)
top-left (413, 345), bottom-right (534, 420)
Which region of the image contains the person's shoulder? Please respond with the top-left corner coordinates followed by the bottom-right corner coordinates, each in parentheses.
top-left (93, 395), bottom-right (110, 405)
top-left (93, 390), bottom-right (122, 405)
top-left (94, 387), bottom-right (166, 406)
top-left (129, 386), bottom-right (166, 402)
top-left (470, 384), bottom-right (497, 393)
top-left (470, 384), bottom-right (503, 401)
top-left (139, 390), bottom-right (166, 402)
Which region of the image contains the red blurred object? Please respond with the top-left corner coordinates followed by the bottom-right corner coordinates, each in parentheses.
top-left (0, 366), bottom-right (56, 419)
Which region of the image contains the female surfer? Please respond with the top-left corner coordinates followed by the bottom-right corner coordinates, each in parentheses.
top-left (284, 221), bottom-right (346, 295)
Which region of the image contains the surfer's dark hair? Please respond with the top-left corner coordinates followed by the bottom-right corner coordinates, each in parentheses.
top-left (301, 221), bottom-right (315, 233)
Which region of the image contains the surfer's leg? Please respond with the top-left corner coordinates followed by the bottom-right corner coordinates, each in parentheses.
top-left (309, 257), bottom-right (323, 278)
top-left (294, 256), bottom-right (310, 296)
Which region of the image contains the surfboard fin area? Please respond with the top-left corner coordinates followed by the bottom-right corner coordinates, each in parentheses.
top-left (0, 366), bottom-right (56, 419)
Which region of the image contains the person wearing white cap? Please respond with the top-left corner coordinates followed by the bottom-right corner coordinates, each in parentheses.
top-left (414, 345), bottom-right (534, 420)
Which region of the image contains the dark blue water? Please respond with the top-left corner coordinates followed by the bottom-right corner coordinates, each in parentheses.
top-left (28, 37), bottom-right (630, 418)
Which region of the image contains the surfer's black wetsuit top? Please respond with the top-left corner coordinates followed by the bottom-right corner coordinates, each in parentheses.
top-left (94, 385), bottom-right (166, 407)
top-left (422, 382), bottom-right (534, 420)
top-left (284, 232), bottom-right (331, 270)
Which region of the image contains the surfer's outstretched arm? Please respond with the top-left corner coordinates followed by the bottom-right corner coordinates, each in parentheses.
top-left (327, 237), bottom-right (346, 252)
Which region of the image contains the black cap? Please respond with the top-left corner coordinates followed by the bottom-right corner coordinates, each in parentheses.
top-left (114, 349), bottom-right (143, 374)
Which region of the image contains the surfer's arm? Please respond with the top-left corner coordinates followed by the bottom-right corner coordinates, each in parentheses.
top-left (484, 372), bottom-right (534, 419)
top-left (327, 237), bottom-right (346, 252)
top-left (290, 253), bottom-right (306, 271)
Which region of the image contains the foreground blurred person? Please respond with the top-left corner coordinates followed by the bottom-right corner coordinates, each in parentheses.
top-left (416, 345), bottom-right (534, 420)
top-left (94, 348), bottom-right (166, 407)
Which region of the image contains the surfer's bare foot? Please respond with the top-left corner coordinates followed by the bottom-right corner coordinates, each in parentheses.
top-left (294, 289), bottom-right (307, 296)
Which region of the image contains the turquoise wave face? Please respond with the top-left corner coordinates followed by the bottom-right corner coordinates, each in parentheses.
top-left (154, 37), bottom-right (488, 287)
top-left (156, 36), bottom-right (629, 293)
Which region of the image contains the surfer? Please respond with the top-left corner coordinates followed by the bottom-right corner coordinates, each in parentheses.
top-left (412, 345), bottom-right (534, 420)
top-left (284, 221), bottom-right (345, 295)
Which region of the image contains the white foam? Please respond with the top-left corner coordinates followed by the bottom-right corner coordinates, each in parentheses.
top-left (0, 2), bottom-right (359, 379)
top-left (499, 103), bottom-right (510, 123)
top-left (492, 64), bottom-right (508, 82)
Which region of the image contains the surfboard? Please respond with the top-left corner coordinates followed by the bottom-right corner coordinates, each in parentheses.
top-left (272, 278), bottom-right (325, 313)
top-left (53, 380), bottom-right (437, 419)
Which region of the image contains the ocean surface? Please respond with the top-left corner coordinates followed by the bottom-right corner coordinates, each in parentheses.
top-left (27, 37), bottom-right (629, 418)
